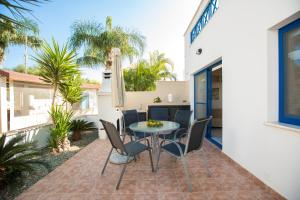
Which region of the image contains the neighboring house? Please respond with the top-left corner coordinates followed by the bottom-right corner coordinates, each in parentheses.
top-left (184, 0), bottom-right (300, 199)
top-left (0, 70), bottom-right (99, 133)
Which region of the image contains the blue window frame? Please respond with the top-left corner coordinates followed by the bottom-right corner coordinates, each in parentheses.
top-left (279, 18), bottom-right (300, 126)
top-left (190, 0), bottom-right (219, 43)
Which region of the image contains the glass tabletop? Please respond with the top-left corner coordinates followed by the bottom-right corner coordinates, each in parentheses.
top-left (129, 121), bottom-right (180, 134)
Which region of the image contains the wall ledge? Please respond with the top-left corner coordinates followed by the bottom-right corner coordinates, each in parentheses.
top-left (264, 121), bottom-right (300, 134)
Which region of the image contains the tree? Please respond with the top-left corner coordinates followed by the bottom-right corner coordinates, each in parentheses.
top-left (149, 51), bottom-right (176, 81)
top-left (124, 51), bottom-right (177, 91)
top-left (0, 0), bottom-right (48, 26)
top-left (10, 64), bottom-right (41, 75)
top-left (124, 60), bottom-right (157, 91)
top-left (32, 38), bottom-right (80, 106)
top-left (70, 16), bottom-right (145, 69)
top-left (59, 75), bottom-right (83, 106)
top-left (0, 18), bottom-right (42, 65)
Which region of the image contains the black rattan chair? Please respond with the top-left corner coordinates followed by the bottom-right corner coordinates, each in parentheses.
top-left (156, 116), bottom-right (212, 192)
top-left (122, 109), bottom-right (150, 141)
top-left (100, 119), bottom-right (154, 189)
top-left (159, 110), bottom-right (193, 140)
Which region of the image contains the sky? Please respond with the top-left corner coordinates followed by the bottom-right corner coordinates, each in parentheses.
top-left (3, 0), bottom-right (200, 81)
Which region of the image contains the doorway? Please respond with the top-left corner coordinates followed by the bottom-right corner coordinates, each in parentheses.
top-left (194, 60), bottom-right (222, 148)
top-left (211, 66), bottom-right (222, 144)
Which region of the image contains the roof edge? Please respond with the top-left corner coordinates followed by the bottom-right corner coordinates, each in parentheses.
top-left (183, 0), bottom-right (207, 36)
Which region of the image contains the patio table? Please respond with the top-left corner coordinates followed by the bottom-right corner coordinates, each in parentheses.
top-left (129, 121), bottom-right (180, 171)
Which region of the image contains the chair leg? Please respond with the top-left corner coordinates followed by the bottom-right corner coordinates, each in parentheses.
top-left (155, 146), bottom-right (162, 171)
top-left (101, 147), bottom-right (113, 175)
top-left (181, 156), bottom-right (192, 192)
top-left (200, 149), bottom-right (212, 177)
top-left (116, 156), bottom-right (130, 190)
top-left (148, 149), bottom-right (154, 172)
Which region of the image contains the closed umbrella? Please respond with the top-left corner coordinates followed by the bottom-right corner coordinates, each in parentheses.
top-left (111, 48), bottom-right (125, 107)
top-left (109, 48), bottom-right (132, 164)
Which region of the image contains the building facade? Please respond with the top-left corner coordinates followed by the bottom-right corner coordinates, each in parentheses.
top-left (0, 70), bottom-right (99, 134)
top-left (184, 0), bottom-right (300, 199)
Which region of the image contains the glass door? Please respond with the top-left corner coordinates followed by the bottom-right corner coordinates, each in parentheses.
top-left (194, 64), bottom-right (222, 149)
top-left (194, 70), bottom-right (211, 119)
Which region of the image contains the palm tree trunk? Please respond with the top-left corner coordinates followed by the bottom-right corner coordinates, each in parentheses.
top-left (0, 48), bottom-right (4, 67)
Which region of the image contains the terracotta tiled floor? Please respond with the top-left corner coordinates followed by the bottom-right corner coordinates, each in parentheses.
top-left (17, 139), bottom-right (284, 200)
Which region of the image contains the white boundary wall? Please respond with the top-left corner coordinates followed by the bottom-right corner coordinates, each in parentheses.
top-left (125, 81), bottom-right (189, 111)
top-left (184, 0), bottom-right (300, 199)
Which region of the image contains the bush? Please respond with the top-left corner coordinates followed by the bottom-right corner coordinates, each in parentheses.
top-left (48, 106), bottom-right (73, 153)
top-left (70, 119), bottom-right (97, 141)
top-left (0, 134), bottom-right (48, 195)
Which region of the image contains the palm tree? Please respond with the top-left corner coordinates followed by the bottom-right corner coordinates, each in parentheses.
top-left (0, 18), bottom-right (41, 65)
top-left (70, 16), bottom-right (145, 69)
top-left (124, 60), bottom-right (157, 91)
top-left (149, 51), bottom-right (177, 81)
top-left (32, 38), bottom-right (80, 106)
top-left (0, 0), bottom-right (48, 26)
top-left (0, 134), bottom-right (48, 193)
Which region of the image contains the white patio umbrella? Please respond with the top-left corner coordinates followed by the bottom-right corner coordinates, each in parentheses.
top-left (109, 48), bottom-right (132, 164)
top-left (111, 48), bottom-right (125, 107)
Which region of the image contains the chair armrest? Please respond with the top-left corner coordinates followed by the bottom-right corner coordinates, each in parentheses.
top-left (133, 137), bottom-right (151, 148)
top-left (173, 128), bottom-right (188, 140)
top-left (160, 139), bottom-right (185, 157)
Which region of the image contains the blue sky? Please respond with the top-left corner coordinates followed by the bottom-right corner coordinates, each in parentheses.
top-left (3, 0), bottom-right (199, 81)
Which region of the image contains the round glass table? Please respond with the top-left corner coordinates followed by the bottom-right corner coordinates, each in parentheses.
top-left (129, 121), bottom-right (180, 170)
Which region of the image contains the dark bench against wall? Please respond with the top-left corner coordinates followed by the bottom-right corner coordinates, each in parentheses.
top-left (148, 105), bottom-right (191, 121)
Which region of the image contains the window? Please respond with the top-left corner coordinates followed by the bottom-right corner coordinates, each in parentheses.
top-left (190, 0), bottom-right (219, 43)
top-left (279, 18), bottom-right (300, 126)
top-left (81, 94), bottom-right (90, 110)
top-left (13, 83), bottom-right (52, 117)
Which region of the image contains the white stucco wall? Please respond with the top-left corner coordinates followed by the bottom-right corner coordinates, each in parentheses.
top-left (184, 0), bottom-right (300, 199)
top-left (125, 81), bottom-right (189, 111)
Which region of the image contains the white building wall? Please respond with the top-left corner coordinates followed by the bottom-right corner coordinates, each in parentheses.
top-left (184, 0), bottom-right (300, 199)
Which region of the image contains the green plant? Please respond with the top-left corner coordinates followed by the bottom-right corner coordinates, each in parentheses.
top-left (0, 134), bottom-right (48, 193)
top-left (70, 119), bottom-right (97, 141)
top-left (48, 106), bottom-right (73, 153)
top-left (153, 97), bottom-right (162, 103)
top-left (123, 51), bottom-right (177, 91)
top-left (0, 0), bottom-right (48, 26)
top-left (59, 75), bottom-right (83, 107)
top-left (32, 38), bottom-right (80, 106)
top-left (0, 18), bottom-right (41, 65)
top-left (149, 51), bottom-right (176, 81)
top-left (70, 16), bottom-right (145, 69)
top-left (124, 60), bottom-right (157, 91)
top-left (9, 64), bottom-right (41, 75)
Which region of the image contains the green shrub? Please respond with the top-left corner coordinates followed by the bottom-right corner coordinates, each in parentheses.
top-left (70, 119), bottom-right (97, 141)
top-left (48, 106), bottom-right (73, 153)
top-left (0, 134), bottom-right (48, 193)
top-left (70, 119), bottom-right (97, 132)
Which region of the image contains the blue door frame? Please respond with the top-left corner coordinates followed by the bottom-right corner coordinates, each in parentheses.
top-left (194, 60), bottom-right (222, 149)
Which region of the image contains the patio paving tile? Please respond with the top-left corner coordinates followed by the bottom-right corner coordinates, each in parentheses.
top-left (16, 139), bottom-right (285, 200)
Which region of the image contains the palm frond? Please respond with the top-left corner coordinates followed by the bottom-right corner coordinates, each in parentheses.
top-left (70, 17), bottom-right (146, 68)
top-left (70, 119), bottom-right (97, 132)
top-left (0, 0), bottom-right (49, 26)
top-left (0, 134), bottom-right (49, 190)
